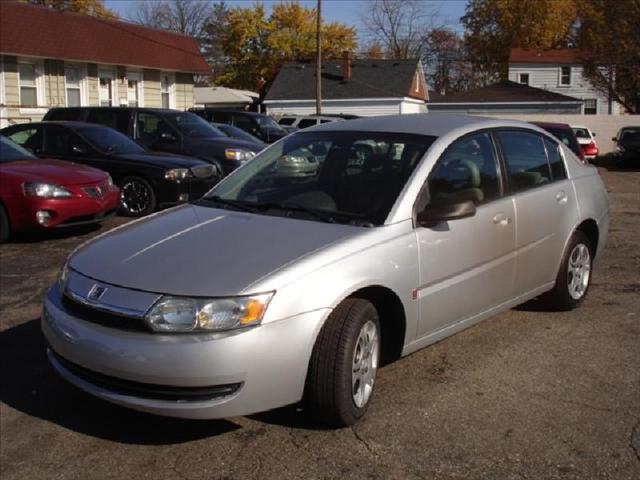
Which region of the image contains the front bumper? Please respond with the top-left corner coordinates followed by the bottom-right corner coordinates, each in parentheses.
top-left (159, 178), bottom-right (218, 208)
top-left (42, 286), bottom-right (328, 419)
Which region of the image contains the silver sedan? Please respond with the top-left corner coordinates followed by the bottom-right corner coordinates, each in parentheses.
top-left (42, 114), bottom-right (609, 426)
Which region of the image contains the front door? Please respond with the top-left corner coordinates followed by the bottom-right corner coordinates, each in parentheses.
top-left (415, 131), bottom-right (516, 337)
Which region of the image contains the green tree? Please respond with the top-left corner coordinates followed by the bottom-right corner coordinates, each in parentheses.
top-left (215, 1), bottom-right (356, 90)
top-left (462, 0), bottom-right (578, 79)
top-left (576, 0), bottom-right (640, 113)
top-left (21, 0), bottom-right (118, 19)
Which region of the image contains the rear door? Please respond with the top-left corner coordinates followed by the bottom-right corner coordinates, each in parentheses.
top-left (495, 129), bottom-right (579, 295)
top-left (415, 130), bottom-right (516, 336)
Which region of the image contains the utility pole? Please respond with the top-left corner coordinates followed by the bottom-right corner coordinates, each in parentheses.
top-left (316, 0), bottom-right (322, 115)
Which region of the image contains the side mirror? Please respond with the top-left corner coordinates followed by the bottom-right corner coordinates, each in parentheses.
top-left (611, 137), bottom-right (617, 142)
top-left (71, 144), bottom-right (86, 154)
top-left (592, 132), bottom-right (596, 137)
top-left (417, 200), bottom-right (476, 227)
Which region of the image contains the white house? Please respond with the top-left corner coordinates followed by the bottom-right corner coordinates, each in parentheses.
top-left (263, 54), bottom-right (428, 117)
top-left (508, 48), bottom-right (622, 115)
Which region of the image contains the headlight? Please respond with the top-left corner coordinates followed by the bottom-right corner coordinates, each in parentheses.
top-left (225, 149), bottom-right (255, 162)
top-left (164, 168), bottom-right (192, 181)
top-left (106, 174), bottom-right (114, 186)
top-left (23, 182), bottom-right (72, 198)
top-left (145, 293), bottom-right (274, 333)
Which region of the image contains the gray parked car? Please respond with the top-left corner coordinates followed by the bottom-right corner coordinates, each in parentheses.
top-left (43, 114), bottom-right (609, 426)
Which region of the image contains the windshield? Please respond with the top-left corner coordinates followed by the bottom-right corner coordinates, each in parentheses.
top-left (572, 128), bottom-right (590, 139)
top-left (218, 124), bottom-right (263, 144)
top-left (79, 126), bottom-right (144, 154)
top-left (257, 115), bottom-right (284, 131)
top-left (621, 128), bottom-right (640, 141)
top-left (165, 112), bottom-right (225, 138)
top-left (204, 131), bottom-right (436, 226)
top-left (0, 135), bottom-right (37, 162)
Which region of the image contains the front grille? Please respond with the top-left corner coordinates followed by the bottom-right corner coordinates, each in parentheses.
top-left (50, 348), bottom-right (242, 402)
top-left (82, 181), bottom-right (108, 199)
top-left (62, 294), bottom-right (149, 332)
top-left (190, 165), bottom-right (216, 179)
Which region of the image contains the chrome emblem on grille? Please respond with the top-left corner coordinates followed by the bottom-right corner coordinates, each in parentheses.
top-left (87, 284), bottom-right (107, 302)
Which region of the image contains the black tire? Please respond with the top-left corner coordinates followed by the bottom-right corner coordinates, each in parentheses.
top-left (0, 203), bottom-right (10, 243)
top-left (118, 176), bottom-right (156, 217)
top-left (542, 231), bottom-right (593, 311)
top-left (306, 298), bottom-right (381, 427)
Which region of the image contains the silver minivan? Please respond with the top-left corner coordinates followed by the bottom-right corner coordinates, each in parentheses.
top-left (43, 114), bottom-right (609, 426)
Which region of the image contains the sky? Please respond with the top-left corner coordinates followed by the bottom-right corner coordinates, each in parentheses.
top-left (104, 0), bottom-right (469, 36)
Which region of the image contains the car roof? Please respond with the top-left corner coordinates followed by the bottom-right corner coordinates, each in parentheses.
top-left (8, 120), bottom-right (101, 129)
top-left (48, 106), bottom-right (188, 114)
top-left (309, 113), bottom-right (547, 137)
top-left (531, 121), bottom-right (572, 130)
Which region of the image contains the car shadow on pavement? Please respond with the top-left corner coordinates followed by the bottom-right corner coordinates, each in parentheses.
top-left (0, 319), bottom-right (241, 444)
top-left (590, 154), bottom-right (640, 172)
top-left (8, 224), bottom-right (104, 244)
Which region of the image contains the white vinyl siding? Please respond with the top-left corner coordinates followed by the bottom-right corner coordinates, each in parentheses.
top-left (508, 63), bottom-right (621, 115)
top-left (265, 98), bottom-right (427, 117)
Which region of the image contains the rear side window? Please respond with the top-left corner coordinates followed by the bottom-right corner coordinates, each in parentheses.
top-left (5, 127), bottom-right (42, 151)
top-left (87, 109), bottom-right (130, 134)
top-left (543, 138), bottom-right (567, 180)
top-left (278, 117), bottom-right (295, 125)
top-left (212, 112), bottom-right (231, 123)
top-left (497, 131), bottom-right (551, 193)
top-left (297, 118), bottom-right (317, 129)
top-left (232, 115), bottom-right (256, 132)
top-left (46, 108), bottom-right (81, 121)
top-left (428, 132), bottom-right (501, 205)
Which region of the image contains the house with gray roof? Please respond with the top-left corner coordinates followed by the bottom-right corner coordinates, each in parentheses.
top-left (263, 53), bottom-right (428, 117)
top-left (427, 80), bottom-right (584, 114)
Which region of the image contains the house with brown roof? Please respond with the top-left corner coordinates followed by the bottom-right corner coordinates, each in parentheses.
top-left (508, 48), bottom-right (621, 115)
top-left (0, 2), bottom-right (210, 127)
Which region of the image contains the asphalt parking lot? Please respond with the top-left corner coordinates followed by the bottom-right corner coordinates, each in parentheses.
top-left (1, 157), bottom-right (638, 480)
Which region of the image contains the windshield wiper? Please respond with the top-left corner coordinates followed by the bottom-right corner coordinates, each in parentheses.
top-left (257, 202), bottom-right (337, 224)
top-left (197, 196), bottom-right (258, 213)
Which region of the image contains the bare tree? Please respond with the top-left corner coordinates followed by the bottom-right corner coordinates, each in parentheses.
top-left (361, 0), bottom-right (441, 59)
top-left (129, 0), bottom-right (213, 38)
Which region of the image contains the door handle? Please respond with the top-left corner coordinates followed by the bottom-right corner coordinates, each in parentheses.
top-left (556, 191), bottom-right (568, 203)
top-left (492, 213), bottom-right (511, 225)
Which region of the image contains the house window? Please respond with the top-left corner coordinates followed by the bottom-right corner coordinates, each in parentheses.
top-left (560, 66), bottom-right (571, 86)
top-left (127, 72), bottom-right (141, 107)
top-left (99, 70), bottom-right (114, 106)
top-left (160, 74), bottom-right (171, 108)
top-left (65, 65), bottom-right (82, 107)
top-left (518, 73), bottom-right (530, 85)
top-left (583, 98), bottom-right (598, 115)
top-left (19, 63), bottom-right (38, 106)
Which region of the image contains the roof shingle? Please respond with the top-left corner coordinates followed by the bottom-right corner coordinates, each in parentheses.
top-left (264, 59), bottom-right (423, 102)
top-left (427, 81), bottom-right (582, 104)
top-left (0, 2), bottom-right (210, 74)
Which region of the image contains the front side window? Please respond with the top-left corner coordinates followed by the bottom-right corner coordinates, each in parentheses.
top-left (207, 131), bottom-right (436, 226)
top-left (65, 65), bottom-right (82, 107)
top-left (428, 132), bottom-right (501, 206)
top-left (560, 66), bottom-right (571, 86)
top-left (497, 130), bottom-right (551, 193)
top-left (19, 63), bottom-right (38, 106)
top-left (78, 126), bottom-right (143, 154)
top-left (44, 125), bottom-right (85, 156)
top-left (583, 98), bottom-right (597, 115)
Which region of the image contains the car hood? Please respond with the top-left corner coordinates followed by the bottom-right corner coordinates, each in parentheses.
top-left (69, 204), bottom-right (363, 296)
top-left (0, 159), bottom-right (106, 185)
top-left (190, 137), bottom-right (264, 153)
top-left (112, 152), bottom-right (206, 168)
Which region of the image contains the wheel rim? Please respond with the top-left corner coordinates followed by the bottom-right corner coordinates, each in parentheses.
top-left (352, 320), bottom-right (379, 408)
top-left (120, 180), bottom-right (150, 215)
top-left (567, 243), bottom-right (591, 300)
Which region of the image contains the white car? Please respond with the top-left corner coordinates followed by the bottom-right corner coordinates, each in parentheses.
top-left (571, 125), bottom-right (599, 160)
top-left (278, 115), bottom-right (347, 130)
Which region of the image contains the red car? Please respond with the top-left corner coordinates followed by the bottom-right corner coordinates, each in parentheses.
top-left (0, 135), bottom-right (120, 242)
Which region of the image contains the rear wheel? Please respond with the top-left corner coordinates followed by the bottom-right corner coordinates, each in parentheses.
top-left (306, 298), bottom-right (380, 427)
top-left (542, 231), bottom-right (593, 310)
top-left (0, 203), bottom-right (10, 243)
top-left (119, 176), bottom-right (156, 217)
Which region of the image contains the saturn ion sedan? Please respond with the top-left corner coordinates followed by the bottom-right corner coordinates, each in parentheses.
top-left (42, 114), bottom-right (609, 426)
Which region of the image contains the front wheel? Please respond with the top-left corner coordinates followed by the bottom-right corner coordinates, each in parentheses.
top-left (306, 299), bottom-right (381, 427)
top-left (542, 231), bottom-right (593, 310)
top-left (119, 176), bottom-right (156, 217)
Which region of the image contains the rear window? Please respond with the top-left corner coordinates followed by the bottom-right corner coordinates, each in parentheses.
top-left (572, 128), bottom-right (591, 139)
top-left (46, 108), bottom-right (81, 121)
top-left (542, 127), bottom-right (581, 158)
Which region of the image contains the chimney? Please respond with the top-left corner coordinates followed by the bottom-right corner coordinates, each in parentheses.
top-left (342, 51), bottom-right (352, 81)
